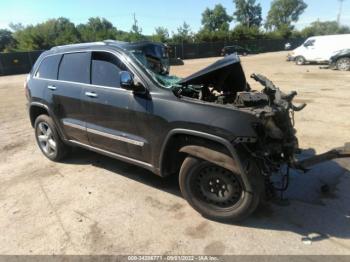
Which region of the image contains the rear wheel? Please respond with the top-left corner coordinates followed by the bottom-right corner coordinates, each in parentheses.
top-left (34, 114), bottom-right (69, 161)
top-left (336, 57), bottom-right (350, 71)
top-left (179, 157), bottom-right (261, 222)
top-left (295, 56), bottom-right (306, 65)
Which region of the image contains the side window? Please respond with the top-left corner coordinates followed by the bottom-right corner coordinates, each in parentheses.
top-left (58, 52), bottom-right (90, 84)
top-left (304, 40), bottom-right (315, 47)
top-left (35, 55), bottom-right (62, 79)
top-left (91, 52), bottom-right (128, 88)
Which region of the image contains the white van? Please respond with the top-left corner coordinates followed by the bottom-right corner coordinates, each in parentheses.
top-left (290, 34), bottom-right (350, 65)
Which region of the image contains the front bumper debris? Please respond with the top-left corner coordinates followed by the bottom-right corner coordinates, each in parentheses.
top-left (293, 143), bottom-right (350, 171)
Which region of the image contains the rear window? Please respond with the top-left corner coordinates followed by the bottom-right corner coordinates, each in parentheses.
top-left (91, 52), bottom-right (127, 87)
top-left (35, 55), bottom-right (62, 79)
top-left (58, 52), bottom-right (90, 84)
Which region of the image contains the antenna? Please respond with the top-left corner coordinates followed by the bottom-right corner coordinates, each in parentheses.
top-left (337, 0), bottom-right (345, 25)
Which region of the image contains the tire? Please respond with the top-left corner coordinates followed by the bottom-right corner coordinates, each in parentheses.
top-left (179, 157), bottom-right (262, 222)
top-left (34, 114), bottom-right (69, 161)
top-left (336, 57), bottom-right (350, 71)
top-left (295, 56), bottom-right (306, 65)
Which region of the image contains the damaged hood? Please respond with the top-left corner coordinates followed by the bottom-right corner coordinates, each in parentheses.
top-left (178, 54), bottom-right (248, 93)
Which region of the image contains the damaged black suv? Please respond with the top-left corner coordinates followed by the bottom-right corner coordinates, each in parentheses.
top-left (26, 41), bottom-right (349, 222)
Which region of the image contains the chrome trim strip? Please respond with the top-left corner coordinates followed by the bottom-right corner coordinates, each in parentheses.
top-left (68, 140), bottom-right (152, 169)
top-left (62, 120), bottom-right (86, 131)
top-left (62, 120), bottom-right (144, 147)
top-left (34, 77), bottom-right (135, 92)
top-left (87, 128), bottom-right (145, 147)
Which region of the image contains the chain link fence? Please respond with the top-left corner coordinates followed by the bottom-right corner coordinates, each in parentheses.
top-left (169, 38), bottom-right (305, 59)
top-left (0, 50), bottom-right (43, 76)
top-left (0, 38), bottom-right (305, 76)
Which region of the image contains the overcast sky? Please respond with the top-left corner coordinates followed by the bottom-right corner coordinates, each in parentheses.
top-left (0, 0), bottom-right (349, 34)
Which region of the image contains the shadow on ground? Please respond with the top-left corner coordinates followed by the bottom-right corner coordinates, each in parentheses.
top-left (64, 147), bottom-right (350, 245)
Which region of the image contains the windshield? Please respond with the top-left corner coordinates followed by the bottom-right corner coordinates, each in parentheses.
top-left (129, 50), bottom-right (181, 89)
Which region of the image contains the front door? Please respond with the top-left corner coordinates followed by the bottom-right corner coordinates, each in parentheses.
top-left (83, 51), bottom-right (146, 158)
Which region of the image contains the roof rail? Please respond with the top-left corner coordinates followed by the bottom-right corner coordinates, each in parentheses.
top-left (103, 40), bottom-right (128, 45)
top-left (50, 41), bottom-right (106, 51)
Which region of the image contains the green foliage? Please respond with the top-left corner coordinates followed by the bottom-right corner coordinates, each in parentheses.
top-left (152, 27), bottom-right (170, 43)
top-left (301, 20), bottom-right (350, 37)
top-left (128, 14), bottom-right (144, 42)
top-left (231, 25), bottom-right (263, 40)
top-left (77, 17), bottom-right (118, 42)
top-left (8, 23), bottom-right (24, 32)
top-left (13, 18), bottom-right (80, 51)
top-left (265, 0), bottom-right (307, 31)
top-left (0, 29), bottom-right (16, 52)
top-left (201, 4), bottom-right (232, 32)
top-left (172, 22), bottom-right (193, 43)
top-left (233, 0), bottom-right (262, 28)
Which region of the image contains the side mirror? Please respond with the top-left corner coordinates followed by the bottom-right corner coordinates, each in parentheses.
top-left (120, 71), bottom-right (134, 88)
top-left (120, 71), bottom-right (147, 94)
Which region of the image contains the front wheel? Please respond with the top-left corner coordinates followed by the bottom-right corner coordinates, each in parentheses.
top-left (179, 157), bottom-right (261, 222)
top-left (295, 56), bottom-right (306, 65)
top-left (336, 57), bottom-right (350, 71)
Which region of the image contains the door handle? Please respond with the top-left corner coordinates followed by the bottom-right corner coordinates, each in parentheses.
top-left (47, 85), bottom-right (56, 90)
top-left (85, 92), bottom-right (98, 98)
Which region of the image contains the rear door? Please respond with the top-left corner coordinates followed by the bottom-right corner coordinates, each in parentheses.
top-left (32, 54), bottom-right (62, 108)
top-left (51, 52), bottom-right (90, 143)
top-left (82, 51), bottom-right (142, 157)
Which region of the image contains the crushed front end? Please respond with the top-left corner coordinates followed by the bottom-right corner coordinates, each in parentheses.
top-left (234, 74), bottom-right (306, 176)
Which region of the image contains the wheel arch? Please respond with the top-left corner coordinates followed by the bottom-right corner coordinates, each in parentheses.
top-left (29, 102), bottom-right (67, 141)
top-left (159, 129), bottom-right (253, 192)
top-left (29, 102), bottom-right (50, 127)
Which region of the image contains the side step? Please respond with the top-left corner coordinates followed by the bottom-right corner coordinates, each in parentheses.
top-left (294, 143), bottom-right (350, 170)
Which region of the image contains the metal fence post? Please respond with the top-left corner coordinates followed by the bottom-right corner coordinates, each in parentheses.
top-left (0, 55), bottom-right (4, 76)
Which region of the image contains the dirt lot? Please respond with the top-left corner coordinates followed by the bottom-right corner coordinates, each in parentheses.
top-left (0, 51), bottom-right (349, 255)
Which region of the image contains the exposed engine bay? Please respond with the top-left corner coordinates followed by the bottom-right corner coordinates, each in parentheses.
top-left (177, 71), bottom-right (307, 176)
top-left (132, 50), bottom-right (349, 195)
top-left (165, 55), bottom-right (305, 171)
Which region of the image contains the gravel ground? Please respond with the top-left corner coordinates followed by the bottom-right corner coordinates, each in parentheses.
top-left (0, 51), bottom-right (349, 255)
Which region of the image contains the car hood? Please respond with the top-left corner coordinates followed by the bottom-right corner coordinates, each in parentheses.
top-left (178, 54), bottom-right (247, 94)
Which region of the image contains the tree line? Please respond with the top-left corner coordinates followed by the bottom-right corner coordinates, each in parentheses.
top-left (1, 0), bottom-right (350, 52)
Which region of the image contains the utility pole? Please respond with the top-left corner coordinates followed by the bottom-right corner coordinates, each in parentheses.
top-left (337, 0), bottom-right (345, 26)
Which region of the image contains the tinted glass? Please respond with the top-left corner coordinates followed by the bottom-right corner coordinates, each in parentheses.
top-left (35, 55), bottom-right (62, 79)
top-left (58, 52), bottom-right (90, 83)
top-left (91, 52), bottom-right (127, 87)
top-left (304, 40), bottom-right (315, 47)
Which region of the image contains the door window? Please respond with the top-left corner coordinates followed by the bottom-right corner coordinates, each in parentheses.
top-left (304, 40), bottom-right (315, 47)
top-left (58, 52), bottom-right (90, 84)
top-left (91, 52), bottom-right (128, 88)
top-left (35, 54), bottom-right (62, 79)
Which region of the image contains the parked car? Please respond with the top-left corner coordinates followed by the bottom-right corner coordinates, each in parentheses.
top-left (329, 49), bottom-right (350, 71)
top-left (221, 45), bottom-right (250, 56)
top-left (289, 34), bottom-right (350, 65)
top-left (26, 41), bottom-right (349, 222)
